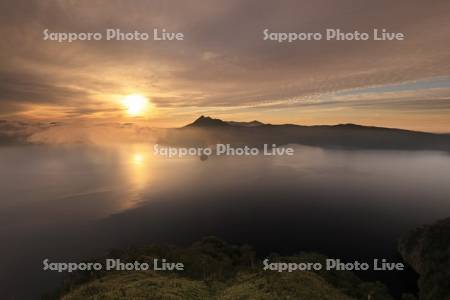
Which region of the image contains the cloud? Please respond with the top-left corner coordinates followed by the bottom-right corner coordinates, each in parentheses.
top-left (0, 119), bottom-right (54, 144)
top-left (0, 0), bottom-right (449, 129)
top-left (0, 70), bottom-right (91, 105)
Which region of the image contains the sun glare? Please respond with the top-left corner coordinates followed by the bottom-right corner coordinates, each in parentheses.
top-left (132, 153), bottom-right (144, 165)
top-left (122, 94), bottom-right (150, 116)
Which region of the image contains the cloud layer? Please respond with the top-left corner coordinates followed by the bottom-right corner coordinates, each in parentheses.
top-left (0, 0), bottom-right (449, 130)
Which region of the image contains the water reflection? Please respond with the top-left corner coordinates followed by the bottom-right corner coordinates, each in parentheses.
top-left (0, 144), bottom-right (449, 299)
top-left (118, 145), bottom-right (155, 210)
top-left (132, 153), bottom-right (144, 165)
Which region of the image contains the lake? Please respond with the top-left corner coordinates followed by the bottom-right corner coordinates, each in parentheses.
top-left (1, 144), bottom-right (449, 299)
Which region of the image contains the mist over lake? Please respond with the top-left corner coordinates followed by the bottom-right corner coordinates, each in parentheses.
top-left (1, 144), bottom-right (450, 299)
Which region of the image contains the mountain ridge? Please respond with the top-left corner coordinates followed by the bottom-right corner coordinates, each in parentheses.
top-left (166, 116), bottom-right (450, 151)
top-left (185, 115), bottom-right (434, 133)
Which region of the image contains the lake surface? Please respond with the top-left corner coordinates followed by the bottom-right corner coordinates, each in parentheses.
top-left (1, 144), bottom-right (450, 299)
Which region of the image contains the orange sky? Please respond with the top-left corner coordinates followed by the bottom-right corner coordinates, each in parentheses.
top-left (0, 0), bottom-right (449, 132)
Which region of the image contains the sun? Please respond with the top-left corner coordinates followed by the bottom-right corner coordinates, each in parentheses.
top-left (122, 94), bottom-right (150, 116)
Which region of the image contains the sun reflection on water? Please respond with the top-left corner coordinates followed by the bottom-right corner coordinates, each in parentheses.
top-left (117, 146), bottom-right (154, 210)
top-left (132, 153), bottom-right (144, 165)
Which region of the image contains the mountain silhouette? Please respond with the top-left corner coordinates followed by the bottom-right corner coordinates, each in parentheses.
top-left (186, 116), bottom-right (230, 127)
top-left (158, 116), bottom-right (450, 151)
top-left (227, 120), bottom-right (265, 127)
top-left (187, 116), bottom-right (265, 128)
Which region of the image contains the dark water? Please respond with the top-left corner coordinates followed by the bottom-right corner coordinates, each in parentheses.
top-left (1, 144), bottom-right (450, 299)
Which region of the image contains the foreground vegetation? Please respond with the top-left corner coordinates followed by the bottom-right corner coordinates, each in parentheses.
top-left (399, 217), bottom-right (450, 300)
top-left (46, 237), bottom-right (404, 300)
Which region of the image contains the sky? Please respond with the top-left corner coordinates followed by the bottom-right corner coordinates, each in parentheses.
top-left (0, 0), bottom-right (449, 132)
